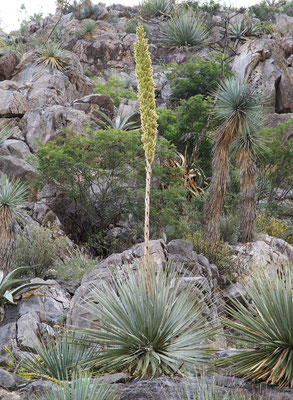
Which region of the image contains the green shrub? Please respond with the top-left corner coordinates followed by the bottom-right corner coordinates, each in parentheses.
top-left (81, 19), bottom-right (96, 39)
top-left (220, 215), bottom-right (239, 243)
top-left (140, 0), bottom-right (172, 18)
top-left (167, 56), bottom-right (232, 101)
top-left (256, 212), bottom-right (292, 244)
top-left (23, 332), bottom-right (97, 380)
top-left (41, 371), bottom-right (118, 400)
top-left (55, 248), bottom-right (97, 280)
top-left (124, 19), bottom-right (150, 37)
top-left (14, 225), bottom-right (69, 278)
top-left (36, 129), bottom-right (186, 255)
top-left (249, 0), bottom-right (280, 21)
top-left (92, 76), bottom-right (136, 106)
top-left (223, 269), bottom-right (293, 387)
top-left (161, 11), bottom-right (208, 47)
top-left (77, 264), bottom-right (215, 377)
top-left (177, 0), bottom-right (222, 15)
top-left (186, 231), bottom-right (233, 268)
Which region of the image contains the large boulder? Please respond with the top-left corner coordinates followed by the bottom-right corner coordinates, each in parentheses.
top-left (21, 105), bottom-right (88, 151)
top-left (0, 139), bottom-right (35, 180)
top-left (0, 53), bottom-right (19, 81)
top-left (12, 51), bottom-right (94, 109)
top-left (0, 280), bottom-right (70, 365)
top-left (0, 81), bottom-right (28, 117)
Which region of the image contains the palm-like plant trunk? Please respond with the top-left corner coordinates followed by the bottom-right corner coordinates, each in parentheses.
top-left (237, 148), bottom-right (257, 242)
top-left (0, 208), bottom-right (16, 276)
top-left (205, 128), bottom-right (237, 242)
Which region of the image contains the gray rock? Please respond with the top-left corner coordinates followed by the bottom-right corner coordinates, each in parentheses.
top-left (0, 323), bottom-right (17, 366)
top-left (0, 81), bottom-right (28, 117)
top-left (21, 105), bottom-right (88, 151)
top-left (73, 93), bottom-right (115, 115)
top-left (0, 54), bottom-right (19, 81)
top-left (0, 388), bottom-right (21, 400)
top-left (0, 369), bottom-right (25, 390)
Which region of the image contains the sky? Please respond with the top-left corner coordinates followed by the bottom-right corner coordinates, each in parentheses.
top-left (0, 0), bottom-right (262, 33)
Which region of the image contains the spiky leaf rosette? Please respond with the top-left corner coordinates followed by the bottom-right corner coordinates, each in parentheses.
top-left (76, 264), bottom-right (215, 377)
top-left (0, 175), bottom-right (29, 218)
top-left (134, 24), bottom-right (158, 164)
top-left (223, 269), bottom-right (293, 387)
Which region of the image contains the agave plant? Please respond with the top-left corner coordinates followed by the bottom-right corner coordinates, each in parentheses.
top-left (37, 42), bottom-right (66, 70)
top-left (81, 19), bottom-right (96, 40)
top-left (41, 371), bottom-right (118, 400)
top-left (228, 17), bottom-right (259, 47)
top-left (0, 175), bottom-right (29, 276)
top-left (94, 111), bottom-right (140, 131)
top-left (166, 152), bottom-right (207, 196)
top-left (77, 264), bottom-right (215, 377)
top-left (161, 11), bottom-right (208, 47)
top-left (223, 269), bottom-right (293, 387)
top-left (23, 331), bottom-right (97, 380)
top-left (0, 266), bottom-right (49, 321)
top-left (140, 0), bottom-right (172, 18)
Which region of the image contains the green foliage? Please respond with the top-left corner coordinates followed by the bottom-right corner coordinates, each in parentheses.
top-left (186, 232), bottom-right (233, 268)
top-left (249, 0), bottom-right (280, 21)
top-left (0, 175), bottom-right (29, 218)
top-left (167, 56), bottom-right (232, 101)
top-left (35, 129), bottom-right (185, 255)
top-left (77, 264), bottom-right (215, 377)
top-left (81, 19), bottom-right (96, 39)
top-left (177, 0), bottom-right (222, 15)
top-left (228, 17), bottom-right (260, 47)
top-left (140, 0), bottom-right (172, 18)
top-left (23, 331), bottom-right (97, 380)
top-left (92, 76), bottom-right (136, 107)
top-left (124, 19), bottom-right (150, 37)
top-left (157, 95), bottom-right (214, 175)
top-left (256, 213), bottom-right (292, 244)
top-left (223, 269), bottom-right (293, 387)
top-left (14, 225), bottom-right (69, 278)
top-left (0, 266), bottom-right (49, 321)
top-left (55, 248), bottom-right (97, 280)
top-left (40, 371), bottom-right (118, 400)
top-left (94, 110), bottom-right (140, 131)
top-left (67, 0), bottom-right (100, 20)
top-left (0, 125), bottom-right (13, 146)
top-left (258, 121), bottom-right (293, 206)
top-left (161, 11), bottom-right (208, 48)
top-left (37, 42), bottom-right (66, 70)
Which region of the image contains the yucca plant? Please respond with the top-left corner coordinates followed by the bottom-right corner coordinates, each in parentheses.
top-left (205, 78), bottom-right (265, 242)
top-left (223, 269), bottom-right (293, 387)
top-left (0, 175), bottom-right (29, 276)
top-left (0, 266), bottom-right (49, 321)
top-left (40, 371), bottom-right (118, 400)
top-left (140, 0), bottom-right (172, 18)
top-left (161, 11), bottom-right (208, 47)
top-left (37, 42), bottom-right (66, 70)
top-left (77, 264), bottom-right (215, 377)
top-left (23, 331), bottom-right (97, 380)
top-left (81, 19), bottom-right (96, 40)
top-left (94, 111), bottom-right (140, 131)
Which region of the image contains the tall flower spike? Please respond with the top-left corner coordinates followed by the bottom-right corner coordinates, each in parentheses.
top-left (134, 24), bottom-right (158, 164)
top-left (134, 24), bottom-right (158, 278)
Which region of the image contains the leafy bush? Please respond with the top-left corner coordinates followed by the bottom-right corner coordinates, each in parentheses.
top-left (14, 225), bottom-right (69, 278)
top-left (140, 0), bottom-right (172, 18)
top-left (41, 371), bottom-right (118, 400)
top-left (161, 11), bottom-right (208, 47)
top-left (77, 264), bottom-right (215, 377)
top-left (167, 56), bottom-right (232, 101)
top-left (92, 76), bottom-right (136, 106)
top-left (249, 0), bottom-right (280, 21)
top-left (23, 332), bottom-right (97, 380)
top-left (36, 129), bottom-right (186, 255)
top-left (223, 269), bottom-right (293, 387)
top-left (186, 231), bottom-right (233, 268)
top-left (256, 213), bottom-right (292, 244)
top-left (55, 248), bottom-right (97, 280)
top-left (124, 19), bottom-right (150, 36)
top-left (177, 0), bottom-right (222, 15)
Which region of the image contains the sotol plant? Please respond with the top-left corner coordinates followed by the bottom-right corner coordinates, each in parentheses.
top-left (223, 268), bottom-right (293, 387)
top-left (77, 264), bottom-right (215, 377)
top-left (134, 24), bottom-right (158, 272)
